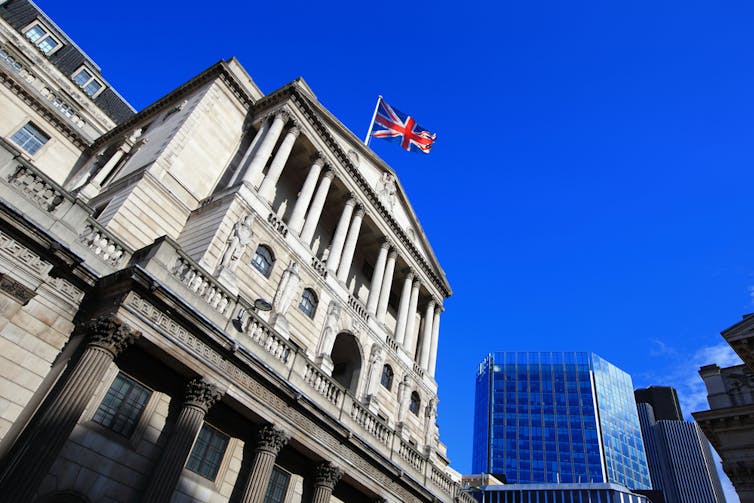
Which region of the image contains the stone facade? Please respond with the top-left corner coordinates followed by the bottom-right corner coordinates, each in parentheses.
top-left (0, 1), bottom-right (474, 502)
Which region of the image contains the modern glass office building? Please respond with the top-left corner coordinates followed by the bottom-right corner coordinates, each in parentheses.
top-left (472, 352), bottom-right (651, 489)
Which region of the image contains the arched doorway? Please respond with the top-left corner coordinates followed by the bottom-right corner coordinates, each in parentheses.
top-left (330, 332), bottom-right (362, 394)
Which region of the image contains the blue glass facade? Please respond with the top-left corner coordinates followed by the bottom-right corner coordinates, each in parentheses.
top-left (472, 352), bottom-right (651, 489)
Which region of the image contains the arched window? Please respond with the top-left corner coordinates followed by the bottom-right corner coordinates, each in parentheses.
top-left (298, 288), bottom-right (318, 318)
top-left (409, 391), bottom-right (421, 416)
top-left (251, 245), bottom-right (274, 277)
top-left (381, 364), bottom-right (394, 390)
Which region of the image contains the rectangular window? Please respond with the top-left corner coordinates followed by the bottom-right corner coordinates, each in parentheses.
top-left (72, 66), bottom-right (105, 97)
top-left (23, 21), bottom-right (62, 55)
top-left (92, 372), bottom-right (151, 437)
top-left (263, 466), bottom-right (291, 503)
top-left (186, 424), bottom-right (229, 480)
top-left (11, 123), bottom-right (49, 155)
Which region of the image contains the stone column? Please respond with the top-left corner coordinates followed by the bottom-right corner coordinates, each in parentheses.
top-left (0, 317), bottom-right (139, 503)
top-left (428, 305), bottom-right (442, 377)
top-left (366, 240), bottom-right (390, 316)
top-left (326, 197), bottom-right (356, 272)
top-left (311, 462), bottom-right (342, 503)
top-left (336, 206), bottom-right (365, 282)
top-left (142, 379), bottom-right (223, 503)
top-left (258, 125), bottom-right (301, 201)
top-left (242, 111), bottom-right (288, 187)
top-left (402, 279), bottom-right (421, 356)
top-left (300, 169), bottom-right (334, 244)
top-left (288, 154), bottom-right (325, 235)
top-left (376, 249), bottom-right (397, 323)
top-left (393, 270), bottom-right (414, 345)
top-left (230, 119), bottom-right (271, 186)
top-left (419, 299), bottom-right (436, 370)
top-left (240, 425), bottom-right (290, 503)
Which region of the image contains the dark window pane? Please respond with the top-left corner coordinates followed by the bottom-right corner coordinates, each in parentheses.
top-left (92, 373), bottom-right (151, 437)
top-left (186, 424), bottom-right (229, 480)
top-left (263, 466), bottom-right (290, 503)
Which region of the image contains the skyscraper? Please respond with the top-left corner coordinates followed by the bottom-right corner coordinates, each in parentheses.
top-left (472, 352), bottom-right (651, 490)
top-left (635, 386), bottom-right (725, 503)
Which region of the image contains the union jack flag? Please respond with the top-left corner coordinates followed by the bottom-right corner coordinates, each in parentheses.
top-left (371, 98), bottom-right (437, 154)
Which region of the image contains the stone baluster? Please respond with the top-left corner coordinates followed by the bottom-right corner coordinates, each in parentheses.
top-left (300, 169), bottom-right (334, 244)
top-left (311, 462), bottom-right (342, 503)
top-left (366, 240), bottom-right (390, 316)
top-left (240, 425), bottom-right (290, 503)
top-left (336, 206), bottom-right (365, 282)
top-left (419, 299), bottom-right (436, 370)
top-left (393, 270), bottom-right (414, 345)
top-left (326, 197), bottom-right (356, 272)
top-left (242, 111), bottom-right (288, 187)
top-left (402, 279), bottom-right (421, 356)
top-left (376, 249), bottom-right (397, 323)
top-left (428, 305), bottom-right (442, 377)
top-left (142, 379), bottom-right (223, 503)
top-left (258, 124), bottom-right (301, 201)
top-left (288, 154), bottom-right (325, 235)
top-left (230, 119), bottom-right (271, 186)
top-left (0, 317), bottom-right (139, 503)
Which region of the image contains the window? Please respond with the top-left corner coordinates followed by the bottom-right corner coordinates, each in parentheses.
top-left (186, 424), bottom-right (229, 480)
top-left (263, 466), bottom-right (291, 503)
top-left (92, 373), bottom-right (151, 437)
top-left (23, 21), bottom-right (61, 55)
top-left (381, 364), bottom-right (394, 390)
top-left (251, 245), bottom-right (274, 277)
top-left (11, 123), bottom-right (49, 155)
top-left (298, 288), bottom-right (317, 318)
top-left (409, 391), bottom-right (421, 416)
top-left (72, 66), bottom-right (104, 97)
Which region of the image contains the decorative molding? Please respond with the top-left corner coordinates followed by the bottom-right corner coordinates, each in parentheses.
top-left (0, 272), bottom-right (36, 305)
top-left (7, 165), bottom-right (66, 213)
top-left (255, 425), bottom-right (289, 455)
top-left (184, 378), bottom-right (223, 411)
top-left (87, 316), bottom-right (140, 357)
top-left (0, 230), bottom-right (50, 275)
top-left (314, 461), bottom-right (342, 490)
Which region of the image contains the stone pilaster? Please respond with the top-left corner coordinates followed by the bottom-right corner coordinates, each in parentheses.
top-left (311, 462), bottom-right (342, 503)
top-left (240, 425), bottom-right (290, 503)
top-left (0, 316), bottom-right (139, 503)
top-left (142, 379), bottom-right (223, 503)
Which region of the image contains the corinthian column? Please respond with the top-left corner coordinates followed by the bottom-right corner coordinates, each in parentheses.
top-left (240, 425), bottom-right (290, 503)
top-left (419, 300), bottom-right (436, 370)
top-left (0, 317), bottom-right (139, 503)
top-left (288, 154), bottom-right (325, 235)
top-left (312, 462), bottom-right (342, 503)
top-left (428, 305), bottom-right (442, 377)
top-left (376, 249), bottom-right (397, 323)
top-left (230, 119), bottom-right (270, 186)
top-left (402, 279), bottom-right (421, 357)
top-left (336, 206), bottom-right (365, 282)
top-left (326, 197), bottom-right (356, 272)
top-left (393, 270), bottom-right (414, 345)
top-left (242, 111), bottom-right (288, 187)
top-left (366, 240), bottom-right (390, 315)
top-left (258, 125), bottom-right (301, 202)
top-left (300, 169), bottom-right (334, 245)
top-left (142, 379), bottom-right (223, 503)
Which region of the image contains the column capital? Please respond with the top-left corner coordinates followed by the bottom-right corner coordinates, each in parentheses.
top-left (353, 205), bottom-right (366, 218)
top-left (87, 316), bottom-right (140, 357)
top-left (287, 125), bottom-right (301, 138)
top-left (321, 168), bottom-right (335, 180)
top-left (314, 461), bottom-right (342, 490)
top-left (310, 152), bottom-right (326, 166)
top-left (402, 267), bottom-right (414, 280)
top-left (411, 277), bottom-right (421, 288)
top-left (387, 248), bottom-right (398, 259)
top-left (274, 109), bottom-right (290, 123)
top-left (343, 194), bottom-right (357, 205)
top-left (434, 303), bottom-right (444, 314)
top-left (184, 379), bottom-right (223, 412)
top-left (255, 424), bottom-right (289, 455)
top-left (379, 238), bottom-right (392, 250)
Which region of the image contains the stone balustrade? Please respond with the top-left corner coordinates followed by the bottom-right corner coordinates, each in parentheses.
top-left (385, 336), bottom-right (399, 353)
top-left (267, 211), bottom-right (288, 237)
top-left (171, 256), bottom-right (233, 316)
top-left (79, 220), bottom-right (130, 267)
top-left (349, 400), bottom-right (392, 447)
top-left (413, 362), bottom-right (425, 378)
top-left (348, 293), bottom-right (368, 322)
top-left (397, 439), bottom-right (425, 473)
top-left (7, 164), bottom-right (66, 213)
top-left (302, 361), bottom-right (343, 407)
top-left (242, 315), bottom-right (294, 366)
top-left (311, 255), bottom-right (328, 279)
top-left (429, 465), bottom-right (455, 495)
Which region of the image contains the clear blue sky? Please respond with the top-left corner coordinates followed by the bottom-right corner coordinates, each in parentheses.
top-left (36, 0), bottom-right (754, 499)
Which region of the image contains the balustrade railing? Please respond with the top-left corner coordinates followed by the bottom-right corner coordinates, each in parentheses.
top-left (267, 212), bottom-right (288, 237)
top-left (348, 293), bottom-right (368, 322)
top-left (171, 256), bottom-right (232, 316)
top-left (7, 164), bottom-right (66, 213)
top-left (242, 314), bottom-right (293, 366)
top-left (413, 362), bottom-right (425, 378)
top-left (429, 465), bottom-right (455, 495)
top-left (311, 255), bottom-right (327, 279)
top-left (302, 361), bottom-right (342, 406)
top-left (397, 439), bottom-right (425, 472)
top-left (350, 400), bottom-right (391, 446)
top-left (79, 220), bottom-right (129, 267)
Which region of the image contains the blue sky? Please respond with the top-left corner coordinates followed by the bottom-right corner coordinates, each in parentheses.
top-left (35, 0), bottom-right (754, 499)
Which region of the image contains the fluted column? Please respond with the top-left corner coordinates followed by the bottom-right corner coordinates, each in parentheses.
top-left (336, 206), bottom-right (365, 282)
top-left (240, 425), bottom-right (289, 503)
top-left (419, 300), bottom-right (436, 370)
top-left (376, 249), bottom-right (397, 323)
top-left (242, 111), bottom-right (288, 186)
top-left (0, 317), bottom-right (139, 503)
top-left (288, 154), bottom-right (325, 234)
top-left (428, 305), bottom-right (442, 377)
top-left (403, 279), bottom-right (421, 357)
top-left (300, 169), bottom-right (334, 245)
top-left (326, 197), bottom-right (356, 272)
top-left (393, 270), bottom-right (414, 345)
top-left (142, 379), bottom-right (223, 503)
top-left (366, 240), bottom-right (390, 315)
top-left (311, 462), bottom-right (342, 503)
top-left (230, 119), bottom-right (271, 186)
top-left (258, 125), bottom-right (301, 201)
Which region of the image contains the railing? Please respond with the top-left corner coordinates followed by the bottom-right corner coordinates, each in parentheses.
top-left (79, 220), bottom-right (129, 267)
top-left (7, 164), bottom-right (66, 213)
top-left (385, 335), bottom-right (399, 353)
top-left (348, 293), bottom-right (368, 322)
top-left (242, 315), bottom-right (293, 366)
top-left (429, 465), bottom-right (455, 495)
top-left (302, 362), bottom-right (342, 406)
top-left (311, 255), bottom-right (328, 279)
top-left (413, 362), bottom-right (425, 378)
top-left (171, 256), bottom-right (232, 316)
top-left (267, 212), bottom-right (288, 237)
top-left (350, 400), bottom-right (392, 446)
top-left (397, 439), bottom-right (425, 472)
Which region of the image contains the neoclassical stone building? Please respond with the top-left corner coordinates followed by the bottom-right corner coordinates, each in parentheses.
top-left (0, 1), bottom-right (471, 502)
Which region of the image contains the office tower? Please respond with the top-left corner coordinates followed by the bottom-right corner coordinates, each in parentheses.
top-left (472, 352), bottom-right (651, 490)
top-left (634, 386), bottom-right (682, 421)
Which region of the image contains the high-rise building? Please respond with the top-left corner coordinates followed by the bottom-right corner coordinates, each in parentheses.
top-left (634, 386), bottom-right (725, 503)
top-left (0, 1), bottom-right (472, 502)
top-left (472, 352), bottom-right (651, 490)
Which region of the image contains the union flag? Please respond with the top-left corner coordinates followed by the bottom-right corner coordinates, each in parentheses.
top-left (370, 98), bottom-right (437, 154)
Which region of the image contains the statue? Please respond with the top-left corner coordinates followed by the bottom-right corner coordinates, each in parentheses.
top-left (220, 214), bottom-right (255, 271)
top-left (397, 375), bottom-right (411, 423)
top-left (272, 261), bottom-right (300, 318)
top-left (375, 172), bottom-right (397, 212)
top-left (424, 397), bottom-right (438, 447)
top-left (365, 343), bottom-right (383, 397)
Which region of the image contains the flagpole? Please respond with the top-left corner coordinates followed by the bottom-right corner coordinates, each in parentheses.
top-left (363, 95), bottom-right (382, 146)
